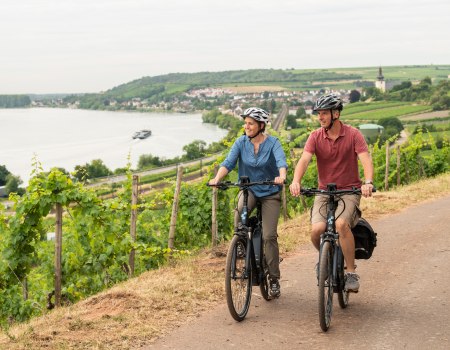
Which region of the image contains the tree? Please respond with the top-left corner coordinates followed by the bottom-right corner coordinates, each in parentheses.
top-left (296, 106), bottom-right (306, 118)
top-left (138, 154), bottom-right (163, 169)
top-left (390, 81), bottom-right (412, 92)
top-left (5, 174), bottom-right (24, 195)
top-left (270, 99), bottom-right (276, 113)
top-left (285, 115), bottom-right (298, 129)
top-left (362, 87), bottom-right (383, 101)
top-left (349, 90), bottom-right (361, 103)
top-left (86, 159), bottom-right (113, 178)
top-left (378, 117), bottom-right (404, 136)
top-left (0, 165), bottom-right (11, 186)
top-left (183, 140), bottom-right (207, 160)
top-left (73, 160), bottom-right (112, 181)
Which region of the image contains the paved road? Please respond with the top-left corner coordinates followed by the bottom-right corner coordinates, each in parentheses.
top-left (86, 154), bottom-right (219, 187)
top-left (145, 195), bottom-right (450, 350)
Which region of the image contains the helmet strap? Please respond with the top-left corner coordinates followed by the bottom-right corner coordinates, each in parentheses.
top-left (248, 129), bottom-right (263, 140)
top-left (325, 109), bottom-right (336, 131)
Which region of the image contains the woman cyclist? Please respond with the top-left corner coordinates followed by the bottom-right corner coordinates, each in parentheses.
top-left (289, 93), bottom-right (374, 293)
top-left (209, 107), bottom-right (288, 298)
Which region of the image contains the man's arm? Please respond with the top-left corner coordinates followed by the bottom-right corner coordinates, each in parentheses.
top-left (358, 151), bottom-right (374, 197)
top-left (289, 151), bottom-right (313, 196)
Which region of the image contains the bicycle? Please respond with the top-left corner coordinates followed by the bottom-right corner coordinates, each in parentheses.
top-left (207, 176), bottom-right (280, 321)
top-left (300, 183), bottom-right (376, 331)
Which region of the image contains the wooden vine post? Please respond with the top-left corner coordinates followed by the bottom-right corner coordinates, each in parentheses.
top-left (282, 185), bottom-right (288, 222)
top-left (54, 203), bottom-right (63, 308)
top-left (396, 145), bottom-right (401, 186)
top-left (211, 166), bottom-right (219, 248)
top-left (384, 142), bottom-right (390, 191)
top-left (129, 175), bottom-right (139, 277)
top-left (168, 165), bottom-right (183, 250)
top-left (211, 185), bottom-right (218, 247)
top-left (404, 153), bottom-right (410, 183)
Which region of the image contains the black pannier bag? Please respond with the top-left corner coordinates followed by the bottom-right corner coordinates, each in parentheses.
top-left (351, 218), bottom-right (377, 259)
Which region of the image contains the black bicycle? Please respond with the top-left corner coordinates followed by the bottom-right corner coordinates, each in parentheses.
top-left (300, 183), bottom-right (375, 331)
top-left (208, 176), bottom-right (279, 321)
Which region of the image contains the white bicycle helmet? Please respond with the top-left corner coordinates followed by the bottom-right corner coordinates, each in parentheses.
top-left (240, 107), bottom-right (270, 124)
top-left (313, 93), bottom-right (344, 113)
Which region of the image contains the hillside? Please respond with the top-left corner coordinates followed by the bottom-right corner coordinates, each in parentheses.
top-left (1, 173), bottom-right (449, 349)
top-left (62, 65), bottom-right (450, 109)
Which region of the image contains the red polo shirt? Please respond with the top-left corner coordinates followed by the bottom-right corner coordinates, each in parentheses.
top-left (304, 122), bottom-right (368, 190)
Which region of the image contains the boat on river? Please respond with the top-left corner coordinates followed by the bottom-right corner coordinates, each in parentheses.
top-left (132, 129), bottom-right (152, 139)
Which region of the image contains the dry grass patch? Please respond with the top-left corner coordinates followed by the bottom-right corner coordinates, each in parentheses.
top-left (1, 173), bottom-right (449, 349)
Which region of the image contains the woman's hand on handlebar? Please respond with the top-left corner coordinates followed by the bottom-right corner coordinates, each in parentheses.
top-left (208, 178), bottom-right (220, 186)
top-left (273, 176), bottom-right (286, 185)
top-left (289, 182), bottom-right (301, 197)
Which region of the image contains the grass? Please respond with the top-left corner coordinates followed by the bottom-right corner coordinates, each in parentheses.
top-left (344, 101), bottom-right (409, 114)
top-left (344, 104), bottom-right (432, 121)
top-left (1, 173), bottom-right (450, 349)
top-left (333, 65), bottom-right (450, 81)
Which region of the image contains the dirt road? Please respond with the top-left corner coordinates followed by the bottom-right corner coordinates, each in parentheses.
top-left (145, 195), bottom-right (450, 350)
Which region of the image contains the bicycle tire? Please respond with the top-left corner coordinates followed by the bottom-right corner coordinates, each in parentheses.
top-left (225, 235), bottom-right (252, 321)
top-left (318, 241), bottom-right (334, 331)
top-left (337, 247), bottom-right (350, 308)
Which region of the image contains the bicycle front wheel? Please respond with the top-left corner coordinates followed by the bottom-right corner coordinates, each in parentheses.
top-left (337, 246), bottom-right (349, 309)
top-left (225, 235), bottom-right (252, 321)
top-left (318, 241), bottom-right (334, 331)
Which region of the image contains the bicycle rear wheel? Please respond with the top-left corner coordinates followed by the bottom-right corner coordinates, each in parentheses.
top-left (259, 256), bottom-right (271, 301)
top-left (318, 241), bottom-right (333, 331)
top-left (225, 235), bottom-right (252, 321)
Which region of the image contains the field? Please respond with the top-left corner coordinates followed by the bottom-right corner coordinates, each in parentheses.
top-left (333, 65), bottom-right (450, 82)
top-left (344, 103), bottom-right (432, 121)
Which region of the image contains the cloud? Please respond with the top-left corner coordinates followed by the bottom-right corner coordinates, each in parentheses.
top-left (1, 0), bottom-right (449, 93)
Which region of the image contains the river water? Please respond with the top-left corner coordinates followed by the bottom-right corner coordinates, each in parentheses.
top-left (0, 108), bottom-right (228, 184)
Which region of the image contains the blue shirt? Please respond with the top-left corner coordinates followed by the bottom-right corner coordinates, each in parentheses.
top-left (221, 135), bottom-right (288, 198)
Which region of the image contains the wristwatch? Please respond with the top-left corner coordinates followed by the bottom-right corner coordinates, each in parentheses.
top-left (364, 180), bottom-right (373, 185)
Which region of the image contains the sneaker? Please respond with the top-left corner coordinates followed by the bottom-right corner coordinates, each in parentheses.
top-left (269, 278), bottom-right (281, 298)
top-left (345, 272), bottom-right (360, 293)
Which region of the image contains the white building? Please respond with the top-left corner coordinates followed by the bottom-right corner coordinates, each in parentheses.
top-left (375, 66), bottom-right (386, 92)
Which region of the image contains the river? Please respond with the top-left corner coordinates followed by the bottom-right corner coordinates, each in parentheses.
top-left (0, 108), bottom-right (228, 184)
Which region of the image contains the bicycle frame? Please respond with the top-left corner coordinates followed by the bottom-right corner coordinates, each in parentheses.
top-left (319, 184), bottom-right (345, 292)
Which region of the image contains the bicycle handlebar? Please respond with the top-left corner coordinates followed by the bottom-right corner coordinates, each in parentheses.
top-left (207, 180), bottom-right (282, 190)
top-left (300, 186), bottom-right (376, 196)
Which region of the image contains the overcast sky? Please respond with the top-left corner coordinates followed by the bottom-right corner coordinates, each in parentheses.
top-left (1, 0), bottom-right (449, 94)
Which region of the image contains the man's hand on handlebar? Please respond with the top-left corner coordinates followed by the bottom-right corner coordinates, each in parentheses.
top-left (361, 183), bottom-right (374, 198)
top-left (289, 182), bottom-right (301, 197)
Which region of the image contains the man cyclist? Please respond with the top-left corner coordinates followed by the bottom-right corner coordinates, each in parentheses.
top-left (209, 107), bottom-right (287, 298)
top-left (289, 93), bottom-right (374, 292)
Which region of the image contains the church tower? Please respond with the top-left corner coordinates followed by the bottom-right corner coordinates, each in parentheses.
top-left (375, 66), bottom-right (386, 92)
